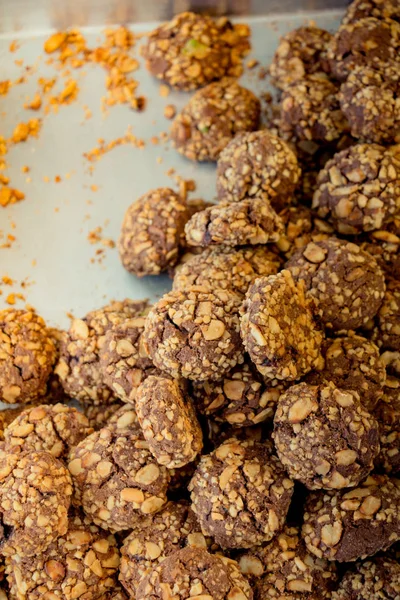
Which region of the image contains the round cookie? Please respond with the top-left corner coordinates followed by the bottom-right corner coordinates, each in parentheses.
top-left (341, 0), bottom-right (400, 25)
top-left (55, 299), bottom-right (147, 405)
top-left (269, 26), bottom-right (332, 91)
top-left (312, 144), bottom-right (400, 234)
top-left (141, 12), bottom-right (250, 91)
top-left (305, 334), bottom-right (386, 411)
top-left (273, 382), bottom-right (380, 490)
top-left (241, 270), bottom-right (323, 381)
top-left (0, 450), bottom-right (72, 558)
top-left (286, 238), bottom-right (386, 330)
top-left (280, 75), bottom-right (348, 143)
top-left (373, 376), bottom-right (400, 475)
top-left (327, 17), bottom-right (400, 82)
top-left (3, 403), bottom-right (93, 459)
top-left (302, 474), bottom-right (400, 562)
top-left (135, 376), bottom-right (203, 469)
top-left (0, 309), bottom-right (56, 404)
top-left (238, 524), bottom-right (337, 599)
top-left (136, 547), bottom-right (252, 600)
top-left (173, 245), bottom-right (281, 297)
top-left (184, 198), bottom-right (284, 248)
top-left (6, 511), bottom-right (120, 600)
top-left (119, 501), bottom-right (207, 596)
top-left (189, 438), bottom-right (294, 549)
top-left (191, 360), bottom-right (283, 427)
top-left (118, 188), bottom-right (189, 277)
top-left (216, 130), bottom-right (301, 212)
top-left (339, 64), bottom-right (400, 144)
top-left (170, 78), bottom-right (260, 162)
top-left (68, 424), bottom-right (170, 532)
top-left (374, 278), bottom-right (400, 352)
top-left (143, 286), bottom-right (243, 382)
top-left (333, 557), bottom-right (400, 600)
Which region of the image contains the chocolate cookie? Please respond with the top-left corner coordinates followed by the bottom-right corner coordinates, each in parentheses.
top-left (312, 144), bottom-right (400, 234)
top-left (216, 130), bottom-right (301, 212)
top-left (68, 424), bottom-right (170, 531)
top-left (333, 557), bottom-right (400, 600)
top-left (302, 474), bottom-right (400, 562)
top-left (273, 382), bottom-right (380, 490)
top-left (0, 309), bottom-right (56, 404)
top-left (269, 26), bottom-right (332, 91)
top-left (374, 278), bottom-right (400, 352)
top-left (171, 78), bottom-right (260, 162)
top-left (118, 188), bottom-right (189, 277)
top-left (185, 198), bottom-right (284, 248)
top-left (136, 547), bottom-right (253, 600)
top-left (241, 270), bottom-right (323, 381)
top-left (373, 376), bottom-right (400, 475)
top-left (143, 286), bottom-right (243, 382)
top-left (189, 438), bottom-right (294, 549)
top-left (142, 12), bottom-right (250, 91)
top-left (0, 405), bottom-right (33, 440)
top-left (342, 0), bottom-right (400, 25)
top-left (286, 238), bottom-right (386, 330)
top-left (0, 450), bottom-right (72, 557)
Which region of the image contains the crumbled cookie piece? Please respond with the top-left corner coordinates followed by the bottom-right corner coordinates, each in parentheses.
top-left (3, 403), bottom-right (92, 459)
top-left (312, 144), bottom-right (400, 234)
top-left (118, 188), bottom-right (189, 277)
top-left (269, 26), bottom-right (332, 91)
top-left (170, 78), bottom-right (260, 162)
top-left (0, 309), bottom-right (56, 404)
top-left (302, 474), bottom-right (400, 562)
top-left (241, 270), bottom-right (323, 381)
top-left (120, 500), bottom-right (207, 596)
top-left (82, 401), bottom-right (124, 430)
top-left (238, 524), bottom-right (337, 599)
top-left (305, 334), bottom-right (386, 411)
top-left (275, 205), bottom-right (333, 259)
top-left (141, 12), bottom-right (250, 91)
top-left (56, 299), bottom-right (147, 405)
top-left (189, 438), bottom-right (294, 549)
top-left (143, 286), bottom-right (243, 382)
top-left (136, 546), bottom-right (253, 600)
top-left (173, 245), bottom-right (281, 297)
top-left (373, 376), bottom-right (400, 475)
top-left (191, 360), bottom-right (283, 427)
top-left (273, 382), bottom-right (380, 490)
top-left (216, 130), bottom-right (301, 212)
top-left (333, 557), bottom-right (400, 600)
top-left (327, 17), bottom-right (400, 82)
top-left (339, 64), bottom-right (400, 144)
top-left (286, 238), bottom-right (386, 330)
top-left (341, 0), bottom-right (400, 25)
top-left (0, 450), bottom-right (72, 557)
top-left (374, 278), bottom-right (400, 352)
top-left (6, 511), bottom-right (120, 599)
top-left (280, 75), bottom-right (348, 143)
top-left (185, 198), bottom-right (284, 248)
top-left (135, 376), bottom-right (202, 469)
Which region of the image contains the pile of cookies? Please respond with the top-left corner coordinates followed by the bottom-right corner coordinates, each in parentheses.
top-left (1, 2), bottom-right (400, 598)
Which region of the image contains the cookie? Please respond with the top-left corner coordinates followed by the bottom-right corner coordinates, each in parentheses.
top-left (172, 245), bottom-right (281, 297)
top-left (0, 309), bottom-right (56, 404)
top-left (107, 402), bottom-right (141, 432)
top-left (302, 474), bottom-right (400, 562)
top-left (6, 511), bottom-right (120, 600)
top-left (118, 188), bottom-right (189, 277)
top-left (241, 270), bottom-right (323, 381)
top-left (286, 238), bottom-right (386, 330)
top-left (374, 278), bottom-right (400, 352)
top-left (189, 438), bottom-right (294, 549)
top-left (143, 286), bottom-right (243, 382)
top-left (327, 17), bottom-right (400, 82)
top-left (273, 382), bottom-right (380, 490)
top-left (0, 405), bottom-right (33, 440)
top-left (269, 26), bottom-right (332, 91)
top-left (373, 376), bottom-right (400, 475)
top-left (216, 130), bottom-right (301, 212)
top-left (312, 144), bottom-right (400, 234)
top-left (0, 450), bottom-right (72, 557)
top-left (333, 557), bottom-right (400, 600)
top-left (136, 547), bottom-right (253, 600)
top-left (3, 403), bottom-right (93, 459)
top-left (170, 78), bottom-right (260, 162)
top-left (68, 424), bottom-right (170, 532)
top-left (135, 376), bottom-right (203, 469)
top-left (184, 198), bottom-right (284, 248)
top-left (142, 12), bottom-right (250, 91)
top-left (341, 0), bottom-right (400, 25)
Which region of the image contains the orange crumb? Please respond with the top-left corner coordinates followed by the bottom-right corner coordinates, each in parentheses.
top-left (0, 81), bottom-right (11, 96)
top-left (90, 184), bottom-right (98, 192)
top-left (21, 166), bottom-right (30, 173)
top-left (150, 136), bottom-right (159, 145)
top-left (55, 175), bottom-right (62, 183)
top-left (0, 188), bottom-right (25, 208)
top-left (9, 41), bottom-right (19, 53)
top-left (156, 157), bottom-right (163, 164)
top-left (14, 59), bottom-right (23, 67)
top-left (246, 58), bottom-right (259, 69)
top-left (159, 84), bottom-right (170, 98)
top-left (6, 293), bottom-right (25, 305)
top-left (0, 175), bottom-right (10, 185)
top-left (83, 126), bottom-right (144, 162)
top-left (31, 259), bottom-right (37, 267)
top-left (164, 104), bottom-right (176, 119)
top-left (11, 119), bottom-right (41, 143)
top-left (2, 276), bottom-right (14, 285)
top-left (43, 176), bottom-right (50, 183)
top-left (25, 93), bottom-right (42, 110)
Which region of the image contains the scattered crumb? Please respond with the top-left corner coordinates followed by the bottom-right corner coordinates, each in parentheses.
top-left (90, 184), bottom-right (98, 192)
top-left (247, 58), bottom-right (259, 69)
top-left (159, 84), bottom-right (170, 97)
top-left (5, 292), bottom-right (26, 305)
top-left (0, 188), bottom-right (25, 208)
top-left (83, 126), bottom-right (145, 162)
top-left (11, 119), bottom-right (41, 144)
top-left (164, 104), bottom-right (176, 119)
top-left (9, 40), bottom-right (19, 53)
top-left (21, 166), bottom-right (30, 173)
top-left (0, 81), bottom-right (11, 96)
